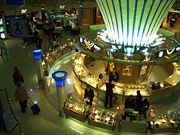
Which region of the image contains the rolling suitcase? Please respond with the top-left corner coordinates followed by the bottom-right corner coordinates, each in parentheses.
top-left (29, 97), bottom-right (40, 115)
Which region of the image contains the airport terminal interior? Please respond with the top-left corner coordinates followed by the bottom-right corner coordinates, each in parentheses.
top-left (0, 0), bottom-right (180, 135)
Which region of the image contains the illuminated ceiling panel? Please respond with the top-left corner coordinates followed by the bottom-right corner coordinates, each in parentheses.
top-left (96, 0), bottom-right (175, 49)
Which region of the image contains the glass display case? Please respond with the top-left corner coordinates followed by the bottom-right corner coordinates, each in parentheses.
top-left (149, 112), bottom-right (180, 133)
top-left (63, 97), bottom-right (91, 122)
top-left (88, 107), bottom-right (119, 130)
top-left (44, 44), bottom-right (74, 64)
top-left (42, 42), bottom-right (75, 74)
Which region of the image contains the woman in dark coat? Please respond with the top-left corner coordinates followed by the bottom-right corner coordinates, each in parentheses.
top-left (13, 67), bottom-right (24, 86)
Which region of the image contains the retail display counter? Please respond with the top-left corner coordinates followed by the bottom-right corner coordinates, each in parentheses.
top-left (44, 42), bottom-right (180, 134)
top-left (63, 97), bottom-right (91, 122)
top-left (64, 98), bottom-right (120, 130)
top-left (88, 107), bottom-right (119, 131)
top-left (120, 109), bottom-right (148, 133)
top-left (73, 53), bottom-right (150, 97)
top-left (149, 112), bottom-right (180, 133)
top-left (124, 88), bottom-right (149, 97)
top-left (119, 108), bottom-right (148, 134)
top-left (42, 42), bottom-right (74, 71)
top-left (120, 120), bottom-right (148, 133)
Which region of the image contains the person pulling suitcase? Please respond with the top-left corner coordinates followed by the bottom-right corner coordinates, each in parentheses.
top-left (14, 82), bottom-right (28, 113)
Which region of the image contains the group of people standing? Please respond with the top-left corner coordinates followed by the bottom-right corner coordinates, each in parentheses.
top-left (84, 67), bottom-right (120, 108)
top-left (105, 68), bottom-right (119, 108)
top-left (124, 90), bottom-right (149, 118)
top-left (84, 68), bottom-right (119, 108)
top-left (83, 68), bottom-right (149, 119)
top-left (84, 78), bottom-right (115, 108)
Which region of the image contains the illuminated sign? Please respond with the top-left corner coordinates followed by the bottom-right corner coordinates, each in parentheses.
top-left (84, 39), bottom-right (94, 50)
top-left (0, 33), bottom-right (5, 39)
top-left (0, 19), bottom-right (2, 25)
top-left (21, 9), bottom-right (27, 14)
top-left (124, 47), bottom-right (134, 56)
top-left (166, 47), bottom-right (175, 55)
top-left (94, 45), bottom-right (101, 51)
top-left (158, 51), bottom-right (164, 58)
top-left (59, 5), bottom-right (65, 9)
top-left (112, 45), bottom-right (118, 50)
top-left (176, 46), bottom-right (180, 51)
top-left (157, 46), bottom-right (180, 57)
top-left (80, 37), bottom-right (83, 43)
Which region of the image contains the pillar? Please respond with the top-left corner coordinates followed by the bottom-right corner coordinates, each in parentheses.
top-left (52, 71), bottom-right (68, 117)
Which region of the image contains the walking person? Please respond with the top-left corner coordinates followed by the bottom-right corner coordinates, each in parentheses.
top-left (33, 30), bottom-right (42, 49)
top-left (13, 67), bottom-right (24, 86)
top-left (14, 82), bottom-right (28, 113)
top-left (105, 79), bottom-right (115, 108)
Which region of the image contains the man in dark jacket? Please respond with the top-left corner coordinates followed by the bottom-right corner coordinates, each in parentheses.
top-left (135, 90), bottom-right (142, 113)
top-left (109, 68), bottom-right (119, 82)
top-left (105, 79), bottom-right (115, 108)
top-left (124, 95), bottom-right (135, 109)
top-left (13, 67), bottom-right (24, 86)
top-left (141, 98), bottom-right (149, 118)
top-left (84, 85), bottom-right (94, 106)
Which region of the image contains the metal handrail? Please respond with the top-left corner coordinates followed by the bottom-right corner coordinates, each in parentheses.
top-left (0, 88), bottom-right (23, 135)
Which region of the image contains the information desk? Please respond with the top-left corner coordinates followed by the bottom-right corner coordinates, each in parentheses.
top-left (63, 98), bottom-right (91, 122)
top-left (88, 107), bottom-right (119, 131)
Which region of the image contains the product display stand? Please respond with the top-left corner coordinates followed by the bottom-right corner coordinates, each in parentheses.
top-left (63, 98), bottom-right (90, 122)
top-left (88, 107), bottom-right (118, 131)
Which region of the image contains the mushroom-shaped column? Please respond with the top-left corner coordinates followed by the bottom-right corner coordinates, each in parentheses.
top-left (52, 71), bottom-right (68, 117)
top-left (32, 48), bottom-right (44, 87)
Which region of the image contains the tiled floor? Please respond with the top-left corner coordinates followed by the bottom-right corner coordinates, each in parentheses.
top-left (0, 22), bottom-right (180, 135)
